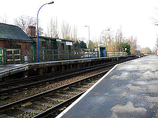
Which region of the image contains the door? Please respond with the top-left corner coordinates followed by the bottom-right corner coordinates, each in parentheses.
top-left (100, 47), bottom-right (106, 57)
top-left (31, 43), bottom-right (35, 61)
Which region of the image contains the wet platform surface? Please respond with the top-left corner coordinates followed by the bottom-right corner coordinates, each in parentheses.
top-left (57, 55), bottom-right (158, 118)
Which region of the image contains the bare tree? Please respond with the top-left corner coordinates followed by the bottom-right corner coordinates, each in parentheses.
top-left (151, 7), bottom-right (158, 25)
top-left (70, 25), bottom-right (78, 41)
top-left (141, 47), bottom-right (151, 54)
top-left (61, 21), bottom-right (71, 39)
top-left (101, 27), bottom-right (130, 52)
top-left (14, 15), bottom-right (43, 36)
top-left (126, 36), bottom-right (138, 55)
top-left (89, 40), bottom-right (96, 50)
top-left (47, 17), bottom-right (59, 38)
top-left (115, 27), bottom-right (123, 51)
top-left (0, 15), bottom-right (8, 24)
top-left (47, 19), bottom-right (78, 40)
top-left (102, 30), bottom-right (116, 51)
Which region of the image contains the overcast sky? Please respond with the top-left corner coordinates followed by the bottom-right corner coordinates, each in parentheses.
top-left (0, 0), bottom-right (158, 50)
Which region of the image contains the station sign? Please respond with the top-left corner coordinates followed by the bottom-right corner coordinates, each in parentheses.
top-left (66, 42), bottom-right (72, 46)
top-left (56, 39), bottom-right (61, 42)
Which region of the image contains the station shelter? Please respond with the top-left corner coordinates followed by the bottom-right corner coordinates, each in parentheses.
top-left (0, 24), bottom-right (74, 64)
top-left (0, 23), bottom-right (32, 64)
top-left (28, 26), bottom-right (74, 61)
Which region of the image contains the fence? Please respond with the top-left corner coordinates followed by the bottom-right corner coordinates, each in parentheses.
top-left (0, 48), bottom-right (84, 64)
top-left (0, 48), bottom-right (127, 65)
top-left (107, 51), bottom-right (127, 57)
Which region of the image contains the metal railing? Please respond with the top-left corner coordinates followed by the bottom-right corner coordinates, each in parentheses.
top-left (0, 48), bottom-right (127, 65)
top-left (107, 51), bottom-right (127, 57)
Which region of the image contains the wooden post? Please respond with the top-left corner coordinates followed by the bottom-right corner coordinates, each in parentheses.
top-left (2, 49), bottom-right (4, 65)
top-left (23, 71), bottom-right (28, 78)
top-left (70, 64), bottom-right (72, 69)
top-left (51, 66), bottom-right (55, 72)
top-left (43, 50), bottom-right (45, 61)
top-left (39, 68), bottom-right (43, 75)
top-left (62, 65), bottom-right (65, 71)
top-left (20, 49), bottom-right (22, 64)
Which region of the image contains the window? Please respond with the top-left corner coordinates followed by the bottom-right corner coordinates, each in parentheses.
top-left (16, 44), bottom-right (21, 49)
top-left (68, 45), bottom-right (71, 53)
top-left (42, 41), bottom-right (47, 49)
top-left (61, 43), bottom-right (65, 50)
top-left (51, 42), bottom-right (54, 49)
top-left (68, 45), bottom-right (71, 51)
top-left (26, 45), bottom-right (28, 49)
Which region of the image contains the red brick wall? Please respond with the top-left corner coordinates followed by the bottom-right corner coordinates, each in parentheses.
top-left (0, 39), bottom-right (32, 49)
top-left (47, 41), bottom-right (50, 49)
top-left (21, 42), bottom-right (31, 49)
top-left (57, 42), bottom-right (61, 49)
top-left (65, 45), bottom-right (67, 50)
top-left (28, 26), bottom-right (36, 37)
top-left (0, 40), bottom-right (6, 48)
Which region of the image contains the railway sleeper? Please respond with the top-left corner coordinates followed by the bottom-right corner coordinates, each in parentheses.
top-left (34, 101), bottom-right (55, 107)
top-left (63, 91), bottom-right (80, 96)
top-left (19, 107), bottom-right (41, 114)
top-left (38, 99), bottom-right (59, 105)
top-left (0, 69), bottom-right (109, 117)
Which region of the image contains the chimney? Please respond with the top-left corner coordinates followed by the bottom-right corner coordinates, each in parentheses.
top-left (28, 26), bottom-right (36, 37)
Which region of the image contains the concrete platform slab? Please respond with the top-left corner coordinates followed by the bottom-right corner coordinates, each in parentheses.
top-left (57, 55), bottom-right (158, 118)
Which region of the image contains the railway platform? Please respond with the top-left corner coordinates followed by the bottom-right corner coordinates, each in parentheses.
top-left (0, 56), bottom-right (133, 80)
top-left (0, 63), bottom-right (28, 79)
top-left (57, 55), bottom-right (158, 118)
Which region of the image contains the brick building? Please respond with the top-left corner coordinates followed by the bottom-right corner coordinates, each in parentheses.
top-left (28, 26), bottom-right (74, 51)
top-left (0, 23), bottom-right (74, 64)
top-left (0, 23), bottom-right (32, 49)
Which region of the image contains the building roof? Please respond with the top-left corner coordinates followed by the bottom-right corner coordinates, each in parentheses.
top-left (30, 36), bottom-right (56, 41)
top-left (59, 38), bottom-right (75, 42)
top-left (30, 36), bottom-right (74, 42)
top-left (0, 23), bottom-right (32, 42)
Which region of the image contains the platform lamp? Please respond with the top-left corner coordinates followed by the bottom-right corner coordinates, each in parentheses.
top-left (37, 1), bottom-right (54, 62)
top-left (85, 25), bottom-right (90, 49)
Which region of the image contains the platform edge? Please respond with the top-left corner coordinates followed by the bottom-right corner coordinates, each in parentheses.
top-left (56, 64), bottom-right (118, 118)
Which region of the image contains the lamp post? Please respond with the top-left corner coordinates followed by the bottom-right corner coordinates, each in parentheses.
top-left (37, 1), bottom-right (54, 62)
top-left (99, 28), bottom-right (110, 57)
top-left (85, 25), bottom-right (90, 49)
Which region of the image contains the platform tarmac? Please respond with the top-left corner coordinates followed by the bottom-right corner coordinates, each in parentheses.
top-left (57, 55), bottom-right (158, 118)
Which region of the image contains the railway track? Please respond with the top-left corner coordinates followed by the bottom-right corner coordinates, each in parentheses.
top-left (0, 57), bottom-right (136, 117)
top-left (0, 61), bottom-right (116, 94)
top-left (0, 69), bottom-right (113, 109)
top-left (0, 70), bottom-right (108, 118)
top-left (1, 56), bottom-right (133, 90)
top-left (0, 61), bottom-right (116, 107)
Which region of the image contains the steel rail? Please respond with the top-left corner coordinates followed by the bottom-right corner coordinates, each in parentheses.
top-left (0, 70), bottom-right (108, 113)
top-left (0, 56), bottom-right (132, 86)
top-left (0, 61), bottom-right (115, 95)
top-left (32, 92), bottom-right (85, 118)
